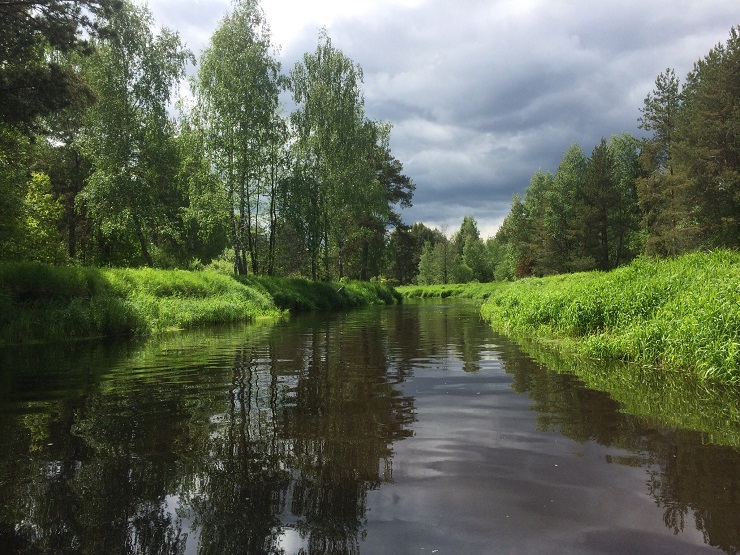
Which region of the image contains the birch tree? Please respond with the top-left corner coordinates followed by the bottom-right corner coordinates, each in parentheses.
top-left (193, 0), bottom-right (282, 275)
top-left (289, 29), bottom-right (387, 279)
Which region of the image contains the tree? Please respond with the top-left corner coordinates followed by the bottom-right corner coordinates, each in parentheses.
top-left (9, 172), bottom-right (65, 262)
top-left (636, 68), bottom-right (690, 255)
top-left (547, 143), bottom-right (586, 272)
top-left (193, 0), bottom-right (283, 275)
top-left (0, 129), bottom-right (32, 259)
top-left (495, 171), bottom-right (554, 276)
top-left (0, 1), bottom-right (119, 260)
top-left (578, 138), bottom-right (618, 270)
top-left (495, 194), bottom-right (532, 277)
top-left (607, 133), bottom-right (642, 265)
top-left (415, 225), bottom-right (451, 285)
top-left (174, 115), bottom-right (231, 265)
top-left (455, 216), bottom-right (490, 282)
top-left (486, 237), bottom-right (517, 281)
top-left (637, 28), bottom-right (740, 254)
top-left (671, 26), bottom-right (740, 249)
top-left (289, 29), bottom-right (387, 280)
top-left (346, 142), bottom-right (415, 280)
top-left (0, 0), bottom-right (120, 130)
top-left (638, 68), bottom-right (680, 172)
top-left (76, 0), bottom-right (192, 266)
top-left (387, 222), bottom-right (438, 284)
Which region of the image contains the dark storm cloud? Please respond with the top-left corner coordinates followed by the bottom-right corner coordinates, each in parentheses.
top-left (322, 0), bottom-right (738, 236)
top-left (147, 0), bottom-right (738, 237)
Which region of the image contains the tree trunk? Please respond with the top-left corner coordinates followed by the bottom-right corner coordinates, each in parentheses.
top-left (133, 216), bottom-right (153, 267)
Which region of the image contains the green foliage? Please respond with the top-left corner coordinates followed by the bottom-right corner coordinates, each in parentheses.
top-left (495, 136), bottom-right (642, 276)
top-left (415, 217), bottom-right (498, 285)
top-left (193, 0), bottom-right (283, 276)
top-left (0, 129), bottom-right (33, 259)
top-left (637, 27), bottom-right (740, 253)
top-left (0, 259), bottom-right (404, 345)
top-left (0, 0), bottom-right (120, 130)
top-left (289, 29), bottom-right (389, 280)
top-left (397, 281), bottom-right (503, 300)
top-left (479, 250), bottom-right (740, 385)
top-left (11, 172), bottom-right (67, 263)
top-left (77, 0), bottom-right (192, 267)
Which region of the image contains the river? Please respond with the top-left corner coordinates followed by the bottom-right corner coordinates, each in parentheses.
top-left (0, 299), bottom-right (737, 554)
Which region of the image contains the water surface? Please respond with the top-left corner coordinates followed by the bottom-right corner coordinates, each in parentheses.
top-left (0, 300), bottom-right (737, 554)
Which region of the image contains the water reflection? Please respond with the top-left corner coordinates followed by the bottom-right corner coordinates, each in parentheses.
top-left (0, 301), bottom-right (738, 554)
top-left (0, 313), bottom-right (417, 554)
top-left (497, 343), bottom-right (740, 554)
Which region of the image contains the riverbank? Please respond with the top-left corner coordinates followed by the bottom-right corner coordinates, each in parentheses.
top-left (398, 250), bottom-right (740, 386)
top-left (0, 262), bottom-right (401, 346)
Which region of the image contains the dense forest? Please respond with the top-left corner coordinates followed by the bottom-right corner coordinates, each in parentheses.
top-left (1, 1), bottom-right (738, 284)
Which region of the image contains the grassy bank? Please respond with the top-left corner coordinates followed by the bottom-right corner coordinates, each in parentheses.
top-left (0, 264), bottom-right (400, 346)
top-left (397, 281), bottom-right (502, 299)
top-left (399, 250), bottom-right (740, 385)
top-left (240, 275), bottom-right (402, 313)
top-left (479, 250), bottom-right (740, 385)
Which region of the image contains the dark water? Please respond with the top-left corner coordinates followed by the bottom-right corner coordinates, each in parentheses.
top-left (0, 300), bottom-right (738, 554)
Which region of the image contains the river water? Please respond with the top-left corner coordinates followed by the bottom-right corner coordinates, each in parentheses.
top-left (0, 299), bottom-right (737, 554)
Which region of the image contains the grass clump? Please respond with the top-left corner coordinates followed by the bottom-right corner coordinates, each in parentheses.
top-left (479, 250), bottom-right (740, 385)
top-left (239, 275), bottom-right (401, 313)
top-left (397, 282), bottom-right (504, 300)
top-left (0, 263), bottom-right (400, 346)
top-left (0, 263), bottom-right (280, 345)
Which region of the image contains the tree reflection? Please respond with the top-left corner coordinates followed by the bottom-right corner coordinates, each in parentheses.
top-left (0, 313), bottom-right (408, 553)
top-left (182, 312), bottom-right (415, 554)
top-left (0, 310), bottom-right (418, 553)
top-left (3, 303), bottom-right (737, 554)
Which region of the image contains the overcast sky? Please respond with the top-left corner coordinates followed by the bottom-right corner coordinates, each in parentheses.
top-left (146, 0), bottom-right (737, 238)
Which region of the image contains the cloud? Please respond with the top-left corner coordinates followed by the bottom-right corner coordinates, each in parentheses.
top-left (146, 0), bottom-right (738, 238)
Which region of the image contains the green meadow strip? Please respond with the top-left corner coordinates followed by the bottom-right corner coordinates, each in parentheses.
top-left (239, 275), bottom-right (401, 313)
top-left (0, 263), bottom-right (280, 345)
top-left (0, 264), bottom-right (402, 346)
top-left (397, 282), bottom-right (504, 299)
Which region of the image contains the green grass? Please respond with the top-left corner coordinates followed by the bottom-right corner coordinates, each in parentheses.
top-left (0, 263), bottom-right (281, 345)
top-left (477, 250), bottom-right (740, 385)
top-left (397, 281), bottom-right (504, 300)
top-left (0, 264), bottom-right (402, 346)
top-left (239, 275), bottom-right (401, 312)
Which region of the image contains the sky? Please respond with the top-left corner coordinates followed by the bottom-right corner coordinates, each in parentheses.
top-left (146, 0), bottom-right (737, 238)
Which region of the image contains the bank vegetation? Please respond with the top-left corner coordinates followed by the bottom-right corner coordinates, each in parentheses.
top-left (399, 250), bottom-right (740, 386)
top-left (0, 263), bottom-right (399, 346)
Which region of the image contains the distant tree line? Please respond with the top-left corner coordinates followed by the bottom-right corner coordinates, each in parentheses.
top-left (0, 0), bottom-right (414, 281)
top-left (412, 26), bottom-right (739, 284)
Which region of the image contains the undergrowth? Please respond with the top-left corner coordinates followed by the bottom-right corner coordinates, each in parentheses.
top-left (239, 275), bottom-right (401, 313)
